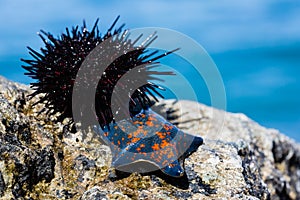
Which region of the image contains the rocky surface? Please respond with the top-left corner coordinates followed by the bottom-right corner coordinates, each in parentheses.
top-left (0, 75), bottom-right (300, 199)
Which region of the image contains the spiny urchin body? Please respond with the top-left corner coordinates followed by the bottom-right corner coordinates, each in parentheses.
top-left (22, 16), bottom-right (174, 127)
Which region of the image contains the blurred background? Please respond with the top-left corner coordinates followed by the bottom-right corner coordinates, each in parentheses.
top-left (0, 0), bottom-right (299, 141)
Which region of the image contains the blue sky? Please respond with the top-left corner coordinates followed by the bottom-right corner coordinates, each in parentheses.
top-left (1, 0), bottom-right (300, 140)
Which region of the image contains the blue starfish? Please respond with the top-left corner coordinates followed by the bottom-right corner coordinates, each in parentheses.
top-left (95, 108), bottom-right (203, 177)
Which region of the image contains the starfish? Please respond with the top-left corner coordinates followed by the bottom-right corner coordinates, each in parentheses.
top-left (95, 108), bottom-right (203, 177)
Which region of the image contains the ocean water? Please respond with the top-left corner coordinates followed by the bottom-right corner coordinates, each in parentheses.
top-left (212, 45), bottom-right (300, 141)
top-left (0, 0), bottom-right (299, 141)
top-left (152, 44), bottom-right (300, 142)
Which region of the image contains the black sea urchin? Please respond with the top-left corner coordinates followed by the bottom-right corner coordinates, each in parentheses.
top-left (21, 16), bottom-right (175, 127)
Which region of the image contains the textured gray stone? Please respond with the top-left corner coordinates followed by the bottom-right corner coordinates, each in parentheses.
top-left (158, 99), bottom-right (300, 199)
top-left (0, 75), bottom-right (299, 199)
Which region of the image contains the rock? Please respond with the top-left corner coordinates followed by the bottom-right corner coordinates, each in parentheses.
top-left (163, 99), bottom-right (300, 199)
top-left (80, 186), bottom-right (108, 200)
top-left (0, 75), bottom-right (299, 199)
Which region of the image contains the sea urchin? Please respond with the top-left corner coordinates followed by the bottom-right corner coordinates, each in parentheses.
top-left (22, 16), bottom-right (174, 127)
